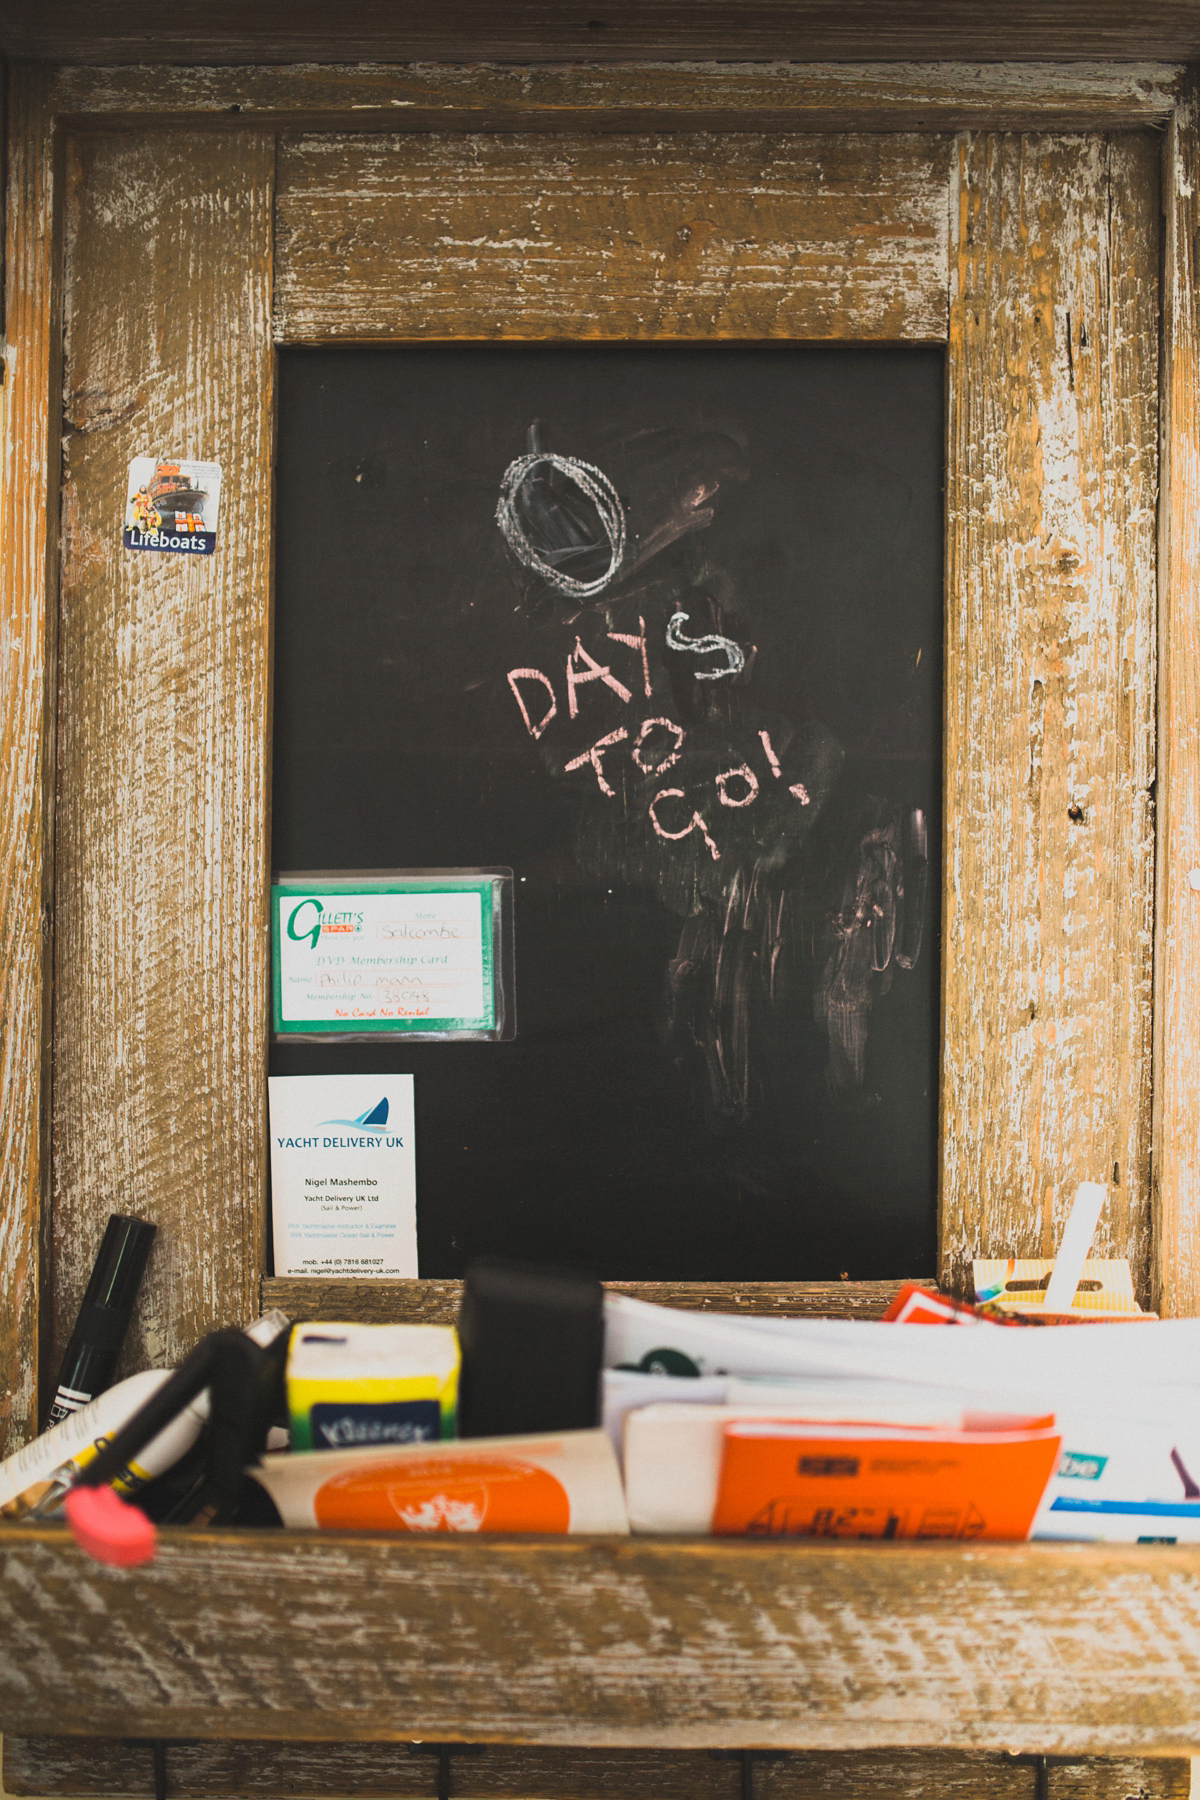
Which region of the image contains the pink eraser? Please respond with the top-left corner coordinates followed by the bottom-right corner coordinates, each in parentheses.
top-left (65, 1485), bottom-right (158, 1567)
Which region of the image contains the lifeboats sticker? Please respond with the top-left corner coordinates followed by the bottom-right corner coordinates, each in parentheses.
top-left (123, 457), bottom-right (222, 555)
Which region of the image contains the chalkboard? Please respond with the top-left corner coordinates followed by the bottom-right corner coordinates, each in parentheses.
top-left (271, 345), bottom-right (943, 1280)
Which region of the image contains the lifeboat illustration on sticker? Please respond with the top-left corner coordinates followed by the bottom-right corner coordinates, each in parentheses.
top-left (123, 456), bottom-right (222, 556)
top-left (312, 1454), bottom-right (572, 1533)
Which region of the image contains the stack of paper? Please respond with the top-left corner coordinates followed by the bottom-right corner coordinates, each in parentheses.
top-left (606, 1294), bottom-right (1200, 1542)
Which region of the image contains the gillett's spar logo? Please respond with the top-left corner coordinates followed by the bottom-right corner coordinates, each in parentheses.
top-left (286, 897), bottom-right (365, 950)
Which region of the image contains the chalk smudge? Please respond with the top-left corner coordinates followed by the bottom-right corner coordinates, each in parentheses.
top-left (815, 807), bottom-right (929, 1100)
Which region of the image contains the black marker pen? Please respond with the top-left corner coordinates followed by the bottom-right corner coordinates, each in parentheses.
top-left (44, 1215), bottom-right (157, 1429)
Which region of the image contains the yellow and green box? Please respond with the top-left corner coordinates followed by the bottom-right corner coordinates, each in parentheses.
top-left (287, 1322), bottom-right (460, 1451)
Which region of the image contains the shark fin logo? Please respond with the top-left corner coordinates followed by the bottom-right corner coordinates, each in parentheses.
top-left (319, 1097), bottom-right (390, 1132)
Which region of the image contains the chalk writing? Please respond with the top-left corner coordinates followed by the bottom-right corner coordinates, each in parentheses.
top-left (505, 665), bottom-right (818, 826)
top-left (566, 728), bottom-right (629, 798)
top-left (649, 789), bottom-right (721, 862)
top-left (607, 618), bottom-right (653, 699)
top-left (666, 609), bottom-right (745, 680)
top-left (491, 415), bottom-right (928, 1123)
top-left (632, 717), bottom-right (685, 777)
top-left (716, 763), bottom-right (759, 808)
top-left (507, 669), bottom-right (557, 740)
top-left (566, 638), bottom-right (633, 717)
top-left (759, 727), bottom-right (811, 805)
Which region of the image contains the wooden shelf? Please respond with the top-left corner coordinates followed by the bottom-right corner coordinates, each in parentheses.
top-left (260, 1277), bottom-right (915, 1326)
top-left (2, 1739), bottom-right (1191, 1800)
top-left (1, 1528), bottom-right (1199, 1756)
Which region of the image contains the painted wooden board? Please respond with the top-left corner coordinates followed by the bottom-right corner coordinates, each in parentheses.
top-left (2, 1532), bottom-right (1200, 1752)
top-left (273, 134), bottom-right (951, 344)
top-left (51, 132), bottom-right (275, 1380)
top-left (262, 1278), bottom-right (917, 1325)
top-left (1153, 78), bottom-right (1200, 1320)
top-left (0, 65), bottom-right (58, 1456)
top-left (940, 134), bottom-right (1160, 1303)
top-left (49, 63), bottom-right (1186, 134)
top-left (5, 1), bottom-right (1200, 65)
top-left (2, 1735), bottom-right (1190, 1800)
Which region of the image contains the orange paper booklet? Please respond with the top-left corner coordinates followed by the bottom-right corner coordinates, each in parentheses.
top-left (713, 1415), bottom-right (1061, 1541)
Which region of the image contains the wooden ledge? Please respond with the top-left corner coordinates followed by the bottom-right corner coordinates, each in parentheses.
top-left (2, 1529), bottom-right (1200, 1753)
top-left (261, 1276), bottom-right (918, 1324)
top-left (47, 61), bottom-right (1187, 134)
top-left (3, 1738), bottom-right (1192, 1800)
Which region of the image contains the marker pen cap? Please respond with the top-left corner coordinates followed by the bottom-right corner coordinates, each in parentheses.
top-left (457, 1258), bottom-right (604, 1439)
top-left (44, 1215), bottom-right (157, 1427)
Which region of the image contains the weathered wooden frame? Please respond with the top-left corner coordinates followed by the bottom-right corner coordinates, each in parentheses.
top-left (2, 1529), bottom-right (1200, 1756)
top-left (2, 57), bottom-right (1200, 1778)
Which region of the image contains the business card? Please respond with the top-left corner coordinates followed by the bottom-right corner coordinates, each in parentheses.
top-left (269, 1074), bottom-right (418, 1278)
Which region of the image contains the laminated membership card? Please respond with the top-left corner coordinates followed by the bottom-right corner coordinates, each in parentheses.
top-left (272, 875), bottom-right (503, 1038)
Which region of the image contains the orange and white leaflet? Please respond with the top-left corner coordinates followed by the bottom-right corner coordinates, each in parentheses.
top-left (713, 1415), bottom-right (1061, 1541)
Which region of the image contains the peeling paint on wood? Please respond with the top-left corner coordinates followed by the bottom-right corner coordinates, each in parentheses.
top-left (2, 1736), bottom-right (1190, 1800)
top-left (261, 1278), bottom-right (919, 1325)
top-left (49, 62), bottom-right (1188, 135)
top-left (2, 1532), bottom-right (1200, 1752)
top-left (52, 133), bottom-right (276, 1377)
top-left (0, 66), bottom-right (59, 1455)
top-left (940, 135), bottom-right (1159, 1302)
top-left (1153, 78), bottom-right (1200, 1322)
top-left (274, 134), bottom-right (951, 344)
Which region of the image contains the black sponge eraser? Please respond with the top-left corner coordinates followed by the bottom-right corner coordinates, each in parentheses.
top-left (457, 1259), bottom-right (604, 1439)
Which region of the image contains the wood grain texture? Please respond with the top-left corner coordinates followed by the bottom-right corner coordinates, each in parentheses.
top-left (1153, 78), bottom-right (1200, 1321)
top-left (5, 1), bottom-right (1200, 65)
top-left (274, 133), bottom-right (950, 344)
top-left (49, 62), bottom-right (1187, 134)
top-left (3, 1737), bottom-right (1190, 1800)
top-left (52, 132), bottom-right (275, 1381)
top-left (0, 66), bottom-right (59, 1456)
top-left (262, 1278), bottom-right (918, 1324)
top-left (3, 1532), bottom-right (1200, 1751)
top-left (940, 135), bottom-right (1160, 1301)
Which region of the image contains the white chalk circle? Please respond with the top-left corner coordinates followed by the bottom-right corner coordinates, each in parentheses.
top-left (496, 453), bottom-right (626, 599)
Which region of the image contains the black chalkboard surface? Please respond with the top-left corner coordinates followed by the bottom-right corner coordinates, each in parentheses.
top-left (271, 346), bottom-right (943, 1280)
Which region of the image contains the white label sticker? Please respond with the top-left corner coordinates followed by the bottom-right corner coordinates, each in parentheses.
top-left (269, 1075), bottom-right (418, 1278)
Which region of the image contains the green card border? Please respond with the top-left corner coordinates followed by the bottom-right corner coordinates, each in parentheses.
top-left (272, 876), bottom-right (498, 1038)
